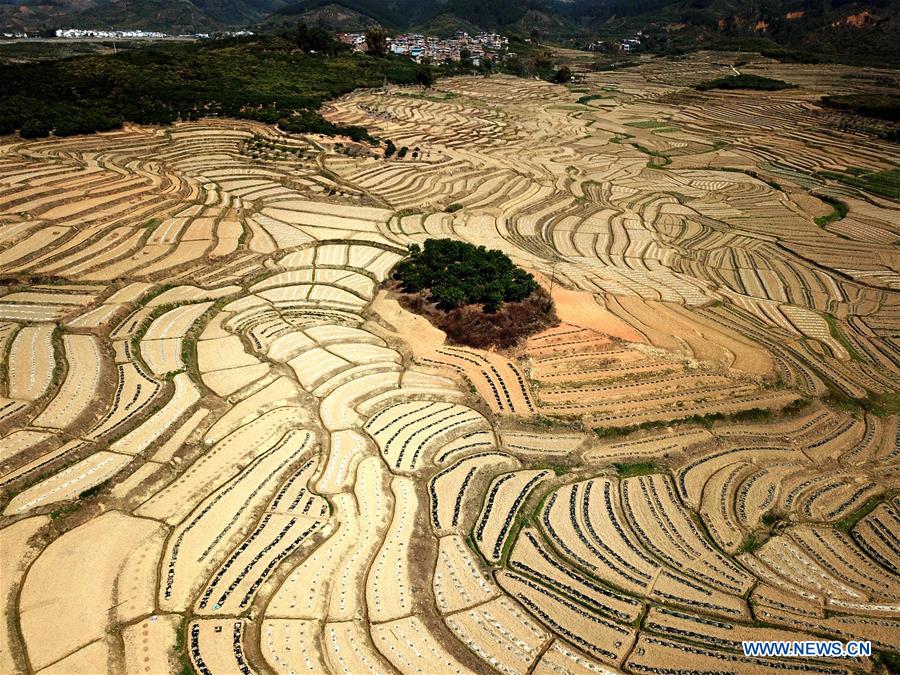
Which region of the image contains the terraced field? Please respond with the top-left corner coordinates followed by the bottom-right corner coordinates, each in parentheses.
top-left (1, 52), bottom-right (898, 674)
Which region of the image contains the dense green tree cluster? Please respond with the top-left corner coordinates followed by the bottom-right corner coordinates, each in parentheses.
top-left (0, 30), bottom-right (419, 139)
top-left (820, 94), bottom-right (900, 121)
top-left (295, 22), bottom-right (346, 55)
top-left (276, 109), bottom-right (372, 142)
top-left (695, 74), bottom-right (795, 91)
top-left (394, 239), bottom-right (538, 312)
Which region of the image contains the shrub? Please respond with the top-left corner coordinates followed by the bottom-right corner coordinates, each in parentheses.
top-left (393, 284), bottom-right (556, 349)
top-left (415, 67), bottom-right (435, 89)
top-left (553, 66), bottom-right (573, 83)
top-left (20, 118), bottom-right (50, 138)
top-left (739, 533), bottom-right (762, 553)
top-left (761, 511), bottom-right (784, 527)
top-left (613, 462), bottom-right (659, 478)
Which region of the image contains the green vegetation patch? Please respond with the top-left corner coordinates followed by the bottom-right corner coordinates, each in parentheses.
top-left (390, 238), bottom-right (557, 348)
top-left (613, 462), bottom-right (660, 478)
top-left (835, 493), bottom-right (887, 534)
top-left (739, 532), bottom-right (762, 553)
top-left (874, 650), bottom-right (900, 674)
top-left (78, 481), bottom-right (108, 500)
top-left (820, 94), bottom-right (900, 122)
top-left (818, 168), bottom-right (900, 200)
top-left (625, 120), bottom-right (670, 129)
top-left (174, 616), bottom-right (192, 675)
top-left (397, 91), bottom-right (457, 102)
top-left (0, 32), bottom-right (421, 139)
top-left (739, 510), bottom-right (785, 553)
top-left (394, 239), bottom-right (537, 312)
top-left (696, 74), bottom-right (796, 92)
top-left (761, 511), bottom-right (785, 528)
top-left (593, 400), bottom-right (805, 440)
top-left (630, 142), bottom-right (671, 169)
top-left (813, 194), bottom-right (849, 228)
top-left (0, 40), bottom-right (140, 64)
top-left (49, 502), bottom-right (80, 520)
top-left (824, 314), bottom-right (865, 363)
top-left (593, 62), bottom-right (640, 73)
top-left (860, 392), bottom-right (900, 416)
top-left (576, 94), bottom-right (609, 105)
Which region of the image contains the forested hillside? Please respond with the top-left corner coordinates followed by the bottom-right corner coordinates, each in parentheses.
top-left (0, 32), bottom-right (420, 137)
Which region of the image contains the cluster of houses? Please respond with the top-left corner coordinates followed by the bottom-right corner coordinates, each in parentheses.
top-left (586, 35), bottom-right (643, 53)
top-left (55, 28), bottom-right (169, 39)
top-left (339, 30), bottom-right (508, 64)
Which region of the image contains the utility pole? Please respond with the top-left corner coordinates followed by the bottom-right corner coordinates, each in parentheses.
top-left (546, 261), bottom-right (557, 313)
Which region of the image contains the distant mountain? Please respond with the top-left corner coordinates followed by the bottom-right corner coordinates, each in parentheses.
top-left (267, 0), bottom-right (898, 63)
top-left (578, 0), bottom-right (900, 66)
top-left (0, 0), bottom-right (289, 32)
top-left (67, 0), bottom-right (225, 32)
top-left (2, 0), bottom-right (897, 66)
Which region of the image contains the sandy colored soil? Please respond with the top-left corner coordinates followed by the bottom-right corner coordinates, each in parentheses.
top-left (18, 511), bottom-right (165, 670)
top-left (0, 56), bottom-right (898, 675)
top-left (0, 516), bottom-right (48, 674)
top-left (531, 269), bottom-right (645, 343)
top-left (368, 290), bottom-right (447, 355)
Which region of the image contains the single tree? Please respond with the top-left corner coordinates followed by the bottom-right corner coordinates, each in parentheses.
top-left (554, 66), bottom-right (573, 83)
top-left (415, 67), bottom-right (435, 89)
top-left (365, 27), bottom-right (389, 57)
top-left (296, 22), bottom-right (335, 54)
top-left (505, 56), bottom-right (527, 77)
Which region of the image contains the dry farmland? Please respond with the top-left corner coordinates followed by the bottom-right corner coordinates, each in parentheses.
top-left (1, 52), bottom-right (899, 674)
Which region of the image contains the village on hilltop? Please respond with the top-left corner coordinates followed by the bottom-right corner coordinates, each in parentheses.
top-left (340, 30), bottom-right (508, 63)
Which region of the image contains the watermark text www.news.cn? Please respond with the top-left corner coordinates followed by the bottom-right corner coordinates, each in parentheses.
top-left (742, 641), bottom-right (872, 658)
